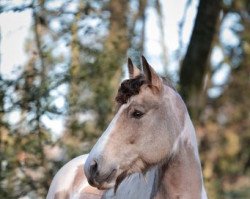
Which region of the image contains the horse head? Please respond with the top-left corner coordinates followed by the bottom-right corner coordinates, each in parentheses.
top-left (84, 56), bottom-right (186, 191)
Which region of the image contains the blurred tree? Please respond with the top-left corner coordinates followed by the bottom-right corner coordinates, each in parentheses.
top-left (0, 1), bottom-right (150, 197)
top-left (61, 0), bottom-right (132, 156)
top-left (0, 77), bottom-right (12, 197)
top-left (67, 2), bottom-right (83, 138)
top-left (0, 1), bottom-right (67, 197)
top-left (91, 0), bottom-right (130, 130)
top-left (197, 0), bottom-right (250, 198)
top-left (180, 0), bottom-right (222, 120)
top-left (1, 0), bottom-right (249, 198)
top-left (129, 0), bottom-right (148, 52)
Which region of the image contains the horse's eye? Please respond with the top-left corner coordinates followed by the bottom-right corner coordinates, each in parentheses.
top-left (131, 110), bottom-right (144, 119)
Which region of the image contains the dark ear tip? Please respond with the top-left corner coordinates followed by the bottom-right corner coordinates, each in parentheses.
top-left (128, 57), bottom-right (132, 63)
top-left (141, 55), bottom-right (148, 65)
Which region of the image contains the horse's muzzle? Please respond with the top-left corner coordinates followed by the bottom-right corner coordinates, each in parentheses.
top-left (84, 157), bottom-right (117, 189)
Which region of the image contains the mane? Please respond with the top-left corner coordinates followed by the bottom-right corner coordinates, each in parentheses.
top-left (115, 75), bottom-right (175, 105)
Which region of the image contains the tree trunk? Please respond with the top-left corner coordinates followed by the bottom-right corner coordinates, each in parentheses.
top-left (179, 0), bottom-right (222, 120)
top-left (93, 0), bottom-right (130, 130)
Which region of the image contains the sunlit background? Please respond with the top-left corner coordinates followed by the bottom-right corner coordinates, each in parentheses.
top-left (0, 0), bottom-right (249, 198)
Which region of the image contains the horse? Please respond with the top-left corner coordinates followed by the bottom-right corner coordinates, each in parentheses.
top-left (46, 56), bottom-right (208, 199)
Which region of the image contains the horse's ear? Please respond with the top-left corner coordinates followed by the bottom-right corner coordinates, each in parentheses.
top-left (128, 58), bottom-right (141, 79)
top-left (141, 56), bottom-right (163, 91)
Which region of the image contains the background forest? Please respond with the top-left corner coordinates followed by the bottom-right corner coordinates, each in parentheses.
top-left (0, 0), bottom-right (249, 198)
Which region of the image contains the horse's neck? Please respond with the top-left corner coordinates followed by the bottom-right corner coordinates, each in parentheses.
top-left (153, 114), bottom-right (207, 199)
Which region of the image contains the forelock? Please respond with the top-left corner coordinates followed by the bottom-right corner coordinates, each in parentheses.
top-left (115, 74), bottom-right (175, 105)
top-left (115, 75), bottom-right (146, 105)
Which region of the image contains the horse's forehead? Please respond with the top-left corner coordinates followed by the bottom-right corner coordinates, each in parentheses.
top-left (121, 92), bottom-right (157, 111)
top-left (135, 85), bottom-right (161, 101)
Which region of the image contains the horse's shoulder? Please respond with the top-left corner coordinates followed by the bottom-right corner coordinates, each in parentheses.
top-left (46, 154), bottom-right (104, 199)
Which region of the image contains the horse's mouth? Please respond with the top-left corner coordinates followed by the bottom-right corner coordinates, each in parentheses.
top-left (94, 169), bottom-right (117, 190)
top-left (103, 168), bottom-right (117, 183)
top-left (96, 169), bottom-right (127, 191)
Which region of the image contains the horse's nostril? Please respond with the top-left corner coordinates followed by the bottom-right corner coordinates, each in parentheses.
top-left (89, 160), bottom-right (98, 177)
